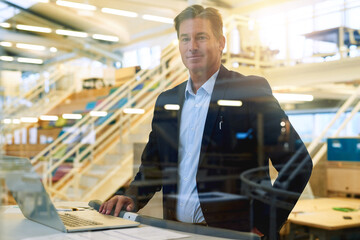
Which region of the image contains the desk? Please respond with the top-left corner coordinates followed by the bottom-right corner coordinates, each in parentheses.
top-left (0, 202), bottom-right (259, 240)
top-left (287, 198), bottom-right (360, 240)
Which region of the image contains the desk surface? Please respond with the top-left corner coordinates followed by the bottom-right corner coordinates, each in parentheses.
top-left (0, 202), bottom-right (258, 240)
top-left (288, 197), bottom-right (360, 231)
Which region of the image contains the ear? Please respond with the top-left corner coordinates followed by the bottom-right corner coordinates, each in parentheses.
top-left (218, 35), bottom-right (226, 52)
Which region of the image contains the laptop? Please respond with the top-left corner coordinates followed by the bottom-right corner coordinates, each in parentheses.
top-left (2, 156), bottom-right (140, 232)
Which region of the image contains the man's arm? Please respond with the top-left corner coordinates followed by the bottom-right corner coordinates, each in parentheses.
top-left (248, 76), bottom-right (313, 234)
top-left (99, 96), bottom-right (164, 216)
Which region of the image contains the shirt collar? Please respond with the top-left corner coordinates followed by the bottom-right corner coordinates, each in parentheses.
top-left (185, 69), bottom-right (220, 99)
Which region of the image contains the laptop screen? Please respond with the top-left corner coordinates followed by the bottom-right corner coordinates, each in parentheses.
top-left (1, 156), bottom-right (66, 232)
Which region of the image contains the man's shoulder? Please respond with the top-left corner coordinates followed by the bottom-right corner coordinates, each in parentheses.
top-left (227, 70), bottom-right (268, 85)
top-left (220, 67), bottom-right (271, 90)
top-left (155, 80), bottom-right (186, 106)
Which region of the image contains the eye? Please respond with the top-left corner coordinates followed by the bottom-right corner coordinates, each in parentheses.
top-left (197, 35), bottom-right (208, 41)
top-left (181, 37), bottom-right (190, 42)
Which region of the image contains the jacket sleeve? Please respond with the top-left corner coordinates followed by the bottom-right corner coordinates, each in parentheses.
top-left (248, 76), bottom-right (313, 235)
top-left (125, 95), bottom-right (163, 211)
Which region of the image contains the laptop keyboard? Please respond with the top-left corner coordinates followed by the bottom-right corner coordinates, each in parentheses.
top-left (59, 213), bottom-right (103, 227)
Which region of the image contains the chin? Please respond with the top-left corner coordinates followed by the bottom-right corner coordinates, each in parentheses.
top-left (186, 63), bottom-right (205, 72)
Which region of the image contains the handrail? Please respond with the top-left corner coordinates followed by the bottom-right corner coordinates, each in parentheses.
top-left (312, 99), bottom-right (360, 166)
top-left (3, 66), bottom-right (62, 117)
top-left (48, 56), bottom-right (186, 199)
top-left (30, 43), bottom-right (178, 167)
top-left (51, 68), bottom-right (188, 200)
top-left (306, 85), bottom-right (360, 156)
top-left (31, 43), bottom-right (182, 196)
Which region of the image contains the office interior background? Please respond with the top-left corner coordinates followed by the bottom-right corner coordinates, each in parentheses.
top-left (1, 0), bottom-right (360, 239)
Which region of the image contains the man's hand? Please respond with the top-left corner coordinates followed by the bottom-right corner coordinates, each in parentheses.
top-left (99, 195), bottom-right (135, 217)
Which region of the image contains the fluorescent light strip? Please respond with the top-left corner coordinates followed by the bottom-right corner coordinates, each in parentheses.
top-left (142, 14), bottom-right (173, 24)
top-left (217, 100), bottom-right (243, 107)
top-left (21, 117), bottom-right (38, 123)
top-left (0, 56), bottom-right (14, 61)
top-left (164, 104), bottom-right (180, 111)
top-left (50, 47), bottom-right (58, 53)
top-left (92, 34), bottom-right (119, 42)
top-left (273, 93), bottom-right (314, 102)
top-left (0, 42), bottom-right (12, 47)
top-left (12, 119), bottom-right (21, 124)
top-left (40, 115), bottom-right (59, 121)
top-left (3, 119), bottom-right (12, 124)
top-left (16, 43), bottom-right (46, 51)
top-left (16, 24), bottom-right (52, 33)
top-left (56, 29), bottom-right (88, 38)
top-left (56, 0), bottom-right (96, 11)
top-left (62, 113), bottom-right (82, 119)
top-left (0, 22), bottom-right (11, 28)
top-left (123, 108), bottom-right (145, 114)
top-left (90, 111), bottom-right (108, 117)
top-left (17, 57), bottom-right (43, 64)
top-left (101, 8), bottom-right (138, 18)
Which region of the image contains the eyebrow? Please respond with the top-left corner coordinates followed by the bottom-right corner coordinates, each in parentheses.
top-left (179, 32), bottom-right (209, 38)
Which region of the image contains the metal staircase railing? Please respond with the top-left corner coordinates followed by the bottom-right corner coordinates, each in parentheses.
top-left (3, 66), bottom-right (65, 118)
top-left (302, 85), bottom-right (360, 198)
top-left (30, 43), bottom-right (187, 200)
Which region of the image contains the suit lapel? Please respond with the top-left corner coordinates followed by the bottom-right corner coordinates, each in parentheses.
top-left (199, 65), bottom-right (229, 162)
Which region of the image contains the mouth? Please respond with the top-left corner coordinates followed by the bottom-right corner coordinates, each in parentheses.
top-left (187, 55), bottom-right (203, 60)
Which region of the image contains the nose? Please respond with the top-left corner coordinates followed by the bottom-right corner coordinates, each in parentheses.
top-left (189, 38), bottom-right (198, 52)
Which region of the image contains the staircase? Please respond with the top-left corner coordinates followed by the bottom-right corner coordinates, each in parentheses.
top-left (2, 66), bottom-right (75, 132)
top-left (31, 43), bottom-right (188, 201)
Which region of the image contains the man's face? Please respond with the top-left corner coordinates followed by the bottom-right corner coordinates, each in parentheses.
top-left (178, 18), bottom-right (225, 75)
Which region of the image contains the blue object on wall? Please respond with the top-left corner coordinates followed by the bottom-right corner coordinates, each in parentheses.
top-left (327, 138), bottom-right (360, 161)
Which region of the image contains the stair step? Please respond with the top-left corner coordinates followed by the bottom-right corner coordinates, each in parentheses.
top-left (66, 186), bottom-right (85, 199)
top-left (128, 133), bottom-right (149, 143)
top-left (79, 174), bottom-right (101, 188)
top-left (86, 164), bottom-right (113, 176)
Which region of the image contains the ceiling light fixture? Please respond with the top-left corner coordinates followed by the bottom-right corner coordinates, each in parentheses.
top-left (92, 34), bottom-right (119, 42)
top-left (0, 22), bottom-right (11, 28)
top-left (20, 117), bottom-right (38, 123)
top-left (101, 7), bottom-right (138, 18)
top-left (50, 47), bottom-right (58, 52)
top-left (62, 113), bottom-right (82, 119)
top-left (90, 111), bottom-right (108, 117)
top-left (0, 41), bottom-right (12, 47)
top-left (217, 100), bottom-right (243, 107)
top-left (16, 24), bottom-right (52, 33)
top-left (142, 14), bottom-right (173, 24)
top-left (17, 57), bottom-right (43, 64)
top-left (164, 104), bottom-right (180, 111)
top-left (123, 108), bottom-right (145, 114)
top-left (56, 0), bottom-right (96, 11)
top-left (56, 29), bottom-right (88, 38)
top-left (273, 93), bottom-right (314, 102)
top-left (16, 43), bottom-right (46, 51)
top-left (12, 119), bottom-right (21, 124)
top-left (40, 115), bottom-right (59, 121)
top-left (0, 56), bottom-right (14, 61)
top-left (2, 119), bottom-right (12, 124)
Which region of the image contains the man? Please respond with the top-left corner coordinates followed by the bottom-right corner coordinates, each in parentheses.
top-left (100, 5), bottom-right (312, 238)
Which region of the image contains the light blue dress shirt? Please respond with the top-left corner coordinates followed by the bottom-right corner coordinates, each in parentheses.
top-left (176, 70), bottom-right (219, 223)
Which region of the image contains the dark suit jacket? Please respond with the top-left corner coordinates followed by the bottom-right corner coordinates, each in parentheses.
top-left (125, 65), bottom-right (312, 235)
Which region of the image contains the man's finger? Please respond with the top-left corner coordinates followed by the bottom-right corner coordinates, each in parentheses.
top-left (126, 199), bottom-right (134, 211)
top-left (105, 199), bottom-right (115, 215)
top-left (114, 198), bottom-right (124, 217)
